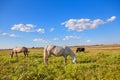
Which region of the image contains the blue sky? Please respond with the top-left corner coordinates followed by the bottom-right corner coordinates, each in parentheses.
top-left (0, 0), bottom-right (120, 49)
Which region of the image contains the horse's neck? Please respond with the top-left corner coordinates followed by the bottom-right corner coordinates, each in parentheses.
top-left (70, 52), bottom-right (76, 59)
top-left (65, 48), bottom-right (75, 58)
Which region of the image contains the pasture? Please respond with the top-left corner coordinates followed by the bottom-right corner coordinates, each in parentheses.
top-left (0, 45), bottom-right (120, 80)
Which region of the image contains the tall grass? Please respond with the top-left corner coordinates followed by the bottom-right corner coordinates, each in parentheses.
top-left (0, 46), bottom-right (120, 80)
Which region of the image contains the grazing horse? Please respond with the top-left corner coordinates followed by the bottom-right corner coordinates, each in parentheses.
top-left (76, 48), bottom-right (85, 53)
top-left (44, 45), bottom-right (77, 66)
top-left (10, 47), bottom-right (29, 58)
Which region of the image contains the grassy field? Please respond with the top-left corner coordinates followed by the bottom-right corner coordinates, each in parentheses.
top-left (0, 45), bottom-right (120, 80)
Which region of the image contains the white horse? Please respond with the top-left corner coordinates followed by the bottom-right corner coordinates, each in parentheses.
top-left (44, 45), bottom-right (77, 66)
top-left (10, 47), bottom-right (29, 58)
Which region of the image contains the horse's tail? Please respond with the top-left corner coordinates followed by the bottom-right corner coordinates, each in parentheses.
top-left (44, 46), bottom-right (48, 66)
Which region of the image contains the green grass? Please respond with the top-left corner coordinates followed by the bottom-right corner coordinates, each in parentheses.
top-left (0, 46), bottom-right (120, 80)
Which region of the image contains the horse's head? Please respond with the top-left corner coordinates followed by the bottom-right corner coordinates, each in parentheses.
top-left (72, 56), bottom-right (77, 64)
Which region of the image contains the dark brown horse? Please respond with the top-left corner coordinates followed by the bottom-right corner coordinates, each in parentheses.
top-left (76, 48), bottom-right (85, 53)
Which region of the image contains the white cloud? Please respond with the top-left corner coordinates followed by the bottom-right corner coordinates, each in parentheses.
top-left (107, 16), bottom-right (116, 22)
top-left (11, 24), bottom-right (35, 32)
top-left (53, 37), bottom-right (59, 41)
top-left (63, 35), bottom-right (79, 41)
top-left (33, 38), bottom-right (49, 43)
top-left (50, 28), bottom-right (55, 32)
top-left (11, 23), bottom-right (46, 34)
top-left (62, 16), bottom-right (116, 32)
top-left (1, 32), bottom-right (17, 37)
top-left (36, 28), bottom-right (45, 33)
top-left (62, 18), bottom-right (103, 32)
top-left (26, 24), bottom-right (34, 27)
top-left (86, 40), bottom-right (91, 43)
top-left (9, 34), bottom-right (17, 37)
top-left (1, 32), bottom-right (8, 36)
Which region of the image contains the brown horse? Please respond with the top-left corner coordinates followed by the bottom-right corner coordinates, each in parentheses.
top-left (76, 48), bottom-right (85, 53)
top-left (10, 47), bottom-right (29, 58)
top-left (44, 45), bottom-right (77, 66)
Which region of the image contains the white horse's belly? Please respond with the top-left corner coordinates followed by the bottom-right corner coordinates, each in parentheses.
top-left (52, 49), bottom-right (64, 56)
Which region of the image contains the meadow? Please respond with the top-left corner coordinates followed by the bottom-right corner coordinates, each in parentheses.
top-left (0, 45), bottom-right (120, 80)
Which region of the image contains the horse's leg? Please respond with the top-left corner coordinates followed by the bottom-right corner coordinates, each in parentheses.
top-left (45, 53), bottom-right (51, 65)
top-left (76, 50), bottom-right (78, 53)
top-left (24, 52), bottom-right (26, 57)
top-left (24, 51), bottom-right (28, 57)
top-left (44, 55), bottom-right (48, 66)
top-left (26, 51), bottom-right (28, 57)
top-left (44, 50), bottom-right (48, 66)
top-left (10, 52), bottom-right (14, 58)
top-left (15, 52), bottom-right (18, 57)
top-left (26, 52), bottom-right (28, 57)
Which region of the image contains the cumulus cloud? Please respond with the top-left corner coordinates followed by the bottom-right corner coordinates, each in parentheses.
top-left (63, 35), bottom-right (79, 41)
top-left (9, 34), bottom-right (17, 37)
top-left (1, 32), bottom-right (17, 37)
top-left (33, 38), bottom-right (49, 43)
top-left (86, 40), bottom-right (91, 43)
top-left (36, 28), bottom-right (45, 33)
top-left (62, 16), bottom-right (116, 32)
top-left (1, 32), bottom-right (7, 36)
top-left (11, 24), bottom-right (35, 32)
top-left (107, 16), bottom-right (116, 22)
top-left (11, 24), bottom-right (45, 33)
top-left (53, 37), bottom-right (59, 41)
top-left (50, 28), bottom-right (55, 32)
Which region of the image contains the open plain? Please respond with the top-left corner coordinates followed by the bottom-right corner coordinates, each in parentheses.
top-left (0, 45), bottom-right (120, 80)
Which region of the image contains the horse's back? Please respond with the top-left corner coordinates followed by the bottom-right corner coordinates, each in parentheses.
top-left (53, 46), bottom-right (65, 56)
top-left (45, 45), bottom-right (63, 51)
top-left (45, 45), bottom-right (65, 56)
top-left (45, 45), bottom-right (55, 50)
top-left (13, 47), bottom-right (28, 53)
top-left (22, 47), bottom-right (28, 51)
